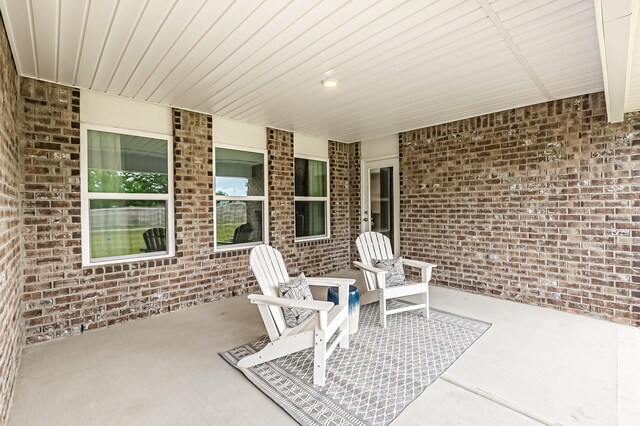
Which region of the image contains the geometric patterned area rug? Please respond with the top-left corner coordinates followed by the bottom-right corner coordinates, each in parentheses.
top-left (220, 301), bottom-right (491, 425)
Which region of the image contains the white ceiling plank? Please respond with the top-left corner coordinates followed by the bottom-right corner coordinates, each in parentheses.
top-left (247, 45), bottom-right (528, 132)
top-left (0, 0), bottom-right (34, 74)
top-left (90, 0), bottom-right (149, 92)
top-left (73, 0), bottom-right (119, 87)
top-left (170, 0), bottom-right (328, 109)
top-left (113, 0), bottom-right (203, 96)
top-left (130, 0), bottom-right (245, 101)
top-left (1, 0), bottom-right (616, 141)
top-left (492, 0), bottom-right (555, 21)
top-left (499, 0), bottom-right (586, 31)
top-left (144, 0), bottom-right (274, 103)
top-left (56, 0), bottom-right (86, 86)
top-left (182, 0), bottom-right (353, 111)
top-left (269, 52), bottom-right (531, 135)
top-left (30, 0), bottom-right (59, 80)
top-left (514, 9), bottom-right (594, 48)
top-left (194, 0), bottom-right (411, 113)
top-left (163, 0), bottom-right (323, 107)
top-left (236, 18), bottom-right (502, 123)
top-left (299, 83), bottom-right (543, 140)
top-left (475, 0), bottom-right (553, 99)
top-left (190, 0), bottom-right (447, 111)
top-left (208, 0), bottom-right (482, 117)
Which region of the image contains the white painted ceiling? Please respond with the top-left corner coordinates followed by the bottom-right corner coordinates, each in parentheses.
top-left (0, 0), bottom-right (635, 142)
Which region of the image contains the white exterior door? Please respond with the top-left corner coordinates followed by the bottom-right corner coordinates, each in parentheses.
top-left (362, 157), bottom-right (400, 254)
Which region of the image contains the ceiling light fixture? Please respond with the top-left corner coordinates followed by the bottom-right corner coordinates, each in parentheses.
top-left (321, 78), bottom-right (339, 88)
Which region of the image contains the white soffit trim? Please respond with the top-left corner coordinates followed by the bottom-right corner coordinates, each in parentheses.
top-left (80, 89), bottom-right (172, 135)
top-left (213, 115), bottom-right (266, 150)
top-left (294, 132), bottom-right (328, 159)
top-left (362, 134), bottom-right (399, 160)
top-left (594, 0), bottom-right (638, 122)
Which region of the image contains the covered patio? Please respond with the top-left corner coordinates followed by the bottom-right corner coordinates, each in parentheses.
top-left (0, 0), bottom-right (639, 425)
top-left (8, 275), bottom-right (640, 425)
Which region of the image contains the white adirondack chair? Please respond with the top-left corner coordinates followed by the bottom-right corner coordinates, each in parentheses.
top-left (354, 232), bottom-right (437, 328)
top-left (238, 244), bottom-right (353, 386)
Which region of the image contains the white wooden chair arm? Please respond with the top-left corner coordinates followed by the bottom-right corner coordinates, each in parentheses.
top-left (403, 259), bottom-right (437, 269)
top-left (305, 277), bottom-right (356, 287)
top-left (354, 261), bottom-right (388, 289)
top-left (353, 261), bottom-right (387, 275)
top-left (248, 294), bottom-right (333, 312)
top-left (403, 259), bottom-right (436, 283)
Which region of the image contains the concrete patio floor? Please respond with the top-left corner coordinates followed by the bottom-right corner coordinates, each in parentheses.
top-left (9, 270), bottom-right (640, 425)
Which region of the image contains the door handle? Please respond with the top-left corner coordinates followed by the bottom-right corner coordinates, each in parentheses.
top-left (363, 218), bottom-right (369, 222)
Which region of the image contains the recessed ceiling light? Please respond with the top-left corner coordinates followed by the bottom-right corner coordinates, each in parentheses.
top-left (321, 78), bottom-right (339, 88)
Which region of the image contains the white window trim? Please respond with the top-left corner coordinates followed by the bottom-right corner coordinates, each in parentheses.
top-left (213, 143), bottom-right (269, 252)
top-left (80, 123), bottom-right (175, 267)
top-left (294, 154), bottom-right (331, 242)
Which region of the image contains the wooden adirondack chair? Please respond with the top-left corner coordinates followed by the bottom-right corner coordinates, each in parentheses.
top-left (354, 232), bottom-right (436, 328)
top-left (239, 244), bottom-right (353, 386)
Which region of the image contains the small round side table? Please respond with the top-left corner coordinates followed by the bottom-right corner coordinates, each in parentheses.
top-left (327, 285), bottom-right (360, 335)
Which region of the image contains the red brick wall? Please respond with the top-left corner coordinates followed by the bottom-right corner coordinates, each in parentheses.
top-left (19, 95), bottom-right (261, 344)
top-left (348, 142), bottom-right (362, 263)
top-left (400, 92), bottom-right (640, 325)
top-left (266, 129), bottom-right (354, 275)
top-left (18, 85), bottom-right (357, 346)
top-left (0, 16), bottom-right (22, 424)
top-left (290, 141), bottom-right (352, 275)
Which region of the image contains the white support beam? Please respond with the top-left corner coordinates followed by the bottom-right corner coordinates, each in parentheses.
top-left (594, 0), bottom-right (638, 122)
top-left (476, 0), bottom-right (553, 101)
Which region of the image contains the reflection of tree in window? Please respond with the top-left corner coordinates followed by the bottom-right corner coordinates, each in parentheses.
top-left (86, 129), bottom-right (170, 261)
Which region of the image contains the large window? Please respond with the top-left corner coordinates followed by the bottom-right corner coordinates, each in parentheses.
top-left (214, 146), bottom-right (267, 250)
top-left (295, 157), bottom-right (329, 240)
top-left (81, 125), bottom-right (174, 266)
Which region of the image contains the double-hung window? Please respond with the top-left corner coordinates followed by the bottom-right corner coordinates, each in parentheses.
top-left (81, 125), bottom-right (174, 266)
top-left (214, 145), bottom-right (267, 250)
top-left (294, 156), bottom-right (329, 240)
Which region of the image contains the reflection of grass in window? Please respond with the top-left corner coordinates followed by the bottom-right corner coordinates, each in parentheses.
top-left (91, 229), bottom-right (149, 259)
top-left (216, 223), bottom-right (245, 245)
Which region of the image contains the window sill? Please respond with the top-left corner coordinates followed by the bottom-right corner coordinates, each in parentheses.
top-left (295, 235), bottom-right (330, 243)
top-left (214, 242), bottom-right (263, 253)
top-left (82, 252), bottom-right (175, 268)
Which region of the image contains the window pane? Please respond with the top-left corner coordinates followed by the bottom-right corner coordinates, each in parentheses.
top-left (216, 200), bottom-right (263, 246)
top-left (295, 158), bottom-right (327, 197)
top-left (295, 201), bottom-right (326, 238)
top-left (215, 148), bottom-right (264, 196)
top-left (89, 200), bottom-right (167, 260)
top-left (88, 130), bottom-right (168, 194)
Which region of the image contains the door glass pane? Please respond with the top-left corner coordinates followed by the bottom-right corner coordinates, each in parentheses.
top-left (215, 148), bottom-right (265, 196)
top-left (88, 130), bottom-right (168, 194)
top-left (216, 200), bottom-right (264, 246)
top-left (369, 167), bottom-right (393, 243)
top-left (295, 158), bottom-right (327, 197)
top-left (295, 201), bottom-right (326, 238)
top-left (89, 199), bottom-right (167, 260)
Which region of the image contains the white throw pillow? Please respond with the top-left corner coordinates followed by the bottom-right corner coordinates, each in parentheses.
top-left (373, 257), bottom-right (406, 287)
top-left (278, 273), bottom-right (314, 327)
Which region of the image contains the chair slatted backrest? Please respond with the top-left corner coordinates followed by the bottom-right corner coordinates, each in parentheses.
top-left (249, 245), bottom-right (290, 337)
top-left (143, 228), bottom-right (166, 252)
top-left (356, 232), bottom-right (394, 291)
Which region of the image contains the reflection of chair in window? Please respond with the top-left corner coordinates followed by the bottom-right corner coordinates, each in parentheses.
top-left (232, 223), bottom-right (253, 244)
top-left (232, 210), bottom-right (262, 244)
top-left (141, 227), bottom-right (166, 252)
